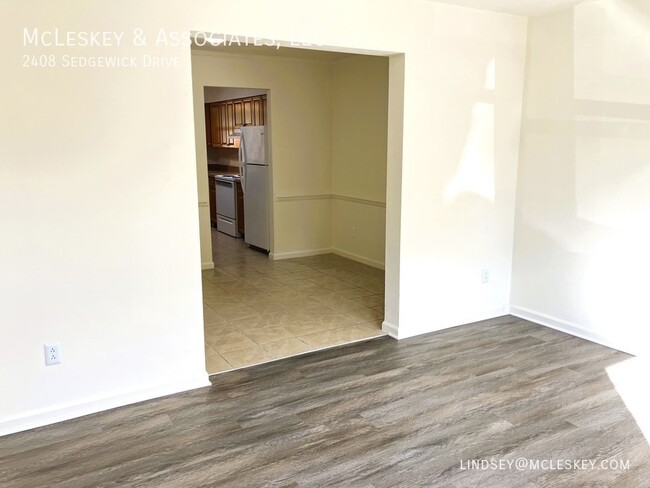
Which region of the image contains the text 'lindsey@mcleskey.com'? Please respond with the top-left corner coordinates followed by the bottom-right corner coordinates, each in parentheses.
top-left (459, 458), bottom-right (631, 471)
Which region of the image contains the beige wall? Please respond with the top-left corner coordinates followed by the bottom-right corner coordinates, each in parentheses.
top-left (204, 86), bottom-right (266, 103)
top-left (196, 51), bottom-right (389, 267)
top-left (331, 55), bottom-right (388, 267)
top-left (1, 0), bottom-right (527, 434)
top-left (192, 50), bottom-right (335, 265)
top-left (511, 0), bottom-right (650, 355)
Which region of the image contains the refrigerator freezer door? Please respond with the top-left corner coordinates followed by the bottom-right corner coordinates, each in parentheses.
top-left (243, 164), bottom-right (270, 251)
top-left (239, 126), bottom-right (266, 164)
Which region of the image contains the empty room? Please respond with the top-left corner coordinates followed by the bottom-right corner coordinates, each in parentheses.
top-left (1, 0), bottom-right (649, 486)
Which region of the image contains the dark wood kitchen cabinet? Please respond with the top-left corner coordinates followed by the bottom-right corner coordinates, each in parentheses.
top-left (236, 181), bottom-right (245, 236)
top-left (209, 103), bottom-right (222, 146)
top-left (205, 104), bottom-right (212, 146)
top-left (233, 100), bottom-right (243, 128)
top-left (208, 174), bottom-right (218, 226)
top-left (206, 95), bottom-right (267, 148)
top-left (220, 103), bottom-right (229, 146)
top-left (243, 98), bottom-right (253, 126)
top-left (252, 96), bottom-right (265, 126)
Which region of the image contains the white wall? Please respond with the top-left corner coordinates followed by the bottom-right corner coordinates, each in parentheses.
top-left (1, 0), bottom-right (528, 434)
top-left (384, 54), bottom-right (406, 334)
top-left (331, 55), bottom-right (388, 268)
top-left (393, 6), bottom-right (527, 337)
top-left (0, 2), bottom-right (210, 435)
top-left (511, 0), bottom-right (650, 356)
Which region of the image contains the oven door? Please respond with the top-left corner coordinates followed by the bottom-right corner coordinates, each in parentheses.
top-left (215, 179), bottom-right (236, 220)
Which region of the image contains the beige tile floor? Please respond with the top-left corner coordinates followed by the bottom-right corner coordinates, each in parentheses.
top-left (203, 229), bottom-right (386, 374)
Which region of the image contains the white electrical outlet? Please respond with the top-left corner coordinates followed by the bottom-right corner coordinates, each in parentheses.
top-left (352, 225), bottom-right (357, 238)
top-left (44, 343), bottom-right (61, 366)
top-left (481, 269), bottom-right (490, 284)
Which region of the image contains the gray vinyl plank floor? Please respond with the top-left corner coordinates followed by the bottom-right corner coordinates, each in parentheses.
top-left (1, 315), bottom-right (648, 487)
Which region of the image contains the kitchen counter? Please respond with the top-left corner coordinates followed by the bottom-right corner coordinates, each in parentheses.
top-left (209, 173), bottom-right (241, 184)
top-left (208, 162), bottom-right (241, 179)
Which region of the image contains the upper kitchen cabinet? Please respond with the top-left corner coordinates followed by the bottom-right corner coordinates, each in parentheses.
top-left (243, 98), bottom-right (252, 126)
top-left (205, 104), bottom-right (212, 146)
top-left (252, 97), bottom-right (265, 126)
top-left (209, 103), bottom-right (221, 146)
top-left (206, 95), bottom-right (267, 148)
top-left (233, 100), bottom-right (243, 128)
top-left (222, 102), bottom-right (232, 145)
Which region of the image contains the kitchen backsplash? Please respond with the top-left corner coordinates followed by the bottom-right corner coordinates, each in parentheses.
top-left (207, 146), bottom-right (239, 168)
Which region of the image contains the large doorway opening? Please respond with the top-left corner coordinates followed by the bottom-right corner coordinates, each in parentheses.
top-left (190, 42), bottom-right (403, 374)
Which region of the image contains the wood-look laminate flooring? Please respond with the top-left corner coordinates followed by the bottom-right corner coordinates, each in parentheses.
top-left (2, 316), bottom-right (648, 487)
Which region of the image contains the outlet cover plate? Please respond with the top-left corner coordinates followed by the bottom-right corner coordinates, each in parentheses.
top-left (481, 269), bottom-right (490, 284)
top-left (44, 343), bottom-right (61, 366)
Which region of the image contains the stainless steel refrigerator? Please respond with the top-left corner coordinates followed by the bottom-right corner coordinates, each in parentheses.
top-left (239, 125), bottom-right (270, 252)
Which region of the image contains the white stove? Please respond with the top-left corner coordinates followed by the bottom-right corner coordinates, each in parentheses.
top-left (214, 175), bottom-right (241, 237)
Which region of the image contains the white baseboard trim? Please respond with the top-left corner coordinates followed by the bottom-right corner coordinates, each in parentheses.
top-left (332, 248), bottom-right (385, 270)
top-left (0, 374), bottom-right (211, 437)
top-left (270, 247), bottom-right (385, 270)
top-left (270, 248), bottom-right (333, 260)
top-left (201, 261), bottom-right (215, 270)
top-left (510, 305), bottom-right (636, 356)
top-left (382, 320), bottom-right (399, 338)
top-left (394, 306), bottom-right (510, 340)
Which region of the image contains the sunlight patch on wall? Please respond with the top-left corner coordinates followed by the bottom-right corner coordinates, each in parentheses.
top-left (444, 101), bottom-right (495, 203)
top-left (581, 236), bottom-right (650, 356)
top-left (484, 58), bottom-right (495, 91)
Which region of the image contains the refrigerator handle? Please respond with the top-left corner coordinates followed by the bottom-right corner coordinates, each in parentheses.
top-left (241, 165), bottom-right (246, 194)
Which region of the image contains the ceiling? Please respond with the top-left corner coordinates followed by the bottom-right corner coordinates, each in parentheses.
top-left (192, 1), bottom-right (588, 61)
top-left (429, 0), bottom-right (587, 17)
top-left (192, 43), bottom-right (353, 61)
